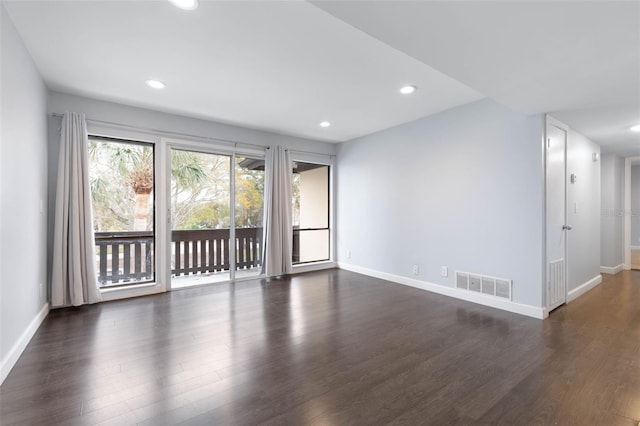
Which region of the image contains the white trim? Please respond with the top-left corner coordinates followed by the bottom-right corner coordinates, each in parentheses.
top-left (229, 153), bottom-right (237, 280)
top-left (163, 137), bottom-right (265, 158)
top-left (540, 115), bottom-right (548, 325)
top-left (544, 115), bottom-right (570, 310)
top-left (292, 261), bottom-right (336, 275)
top-left (631, 246), bottom-right (640, 250)
top-left (1, 303), bottom-right (49, 385)
top-left (600, 264), bottom-right (624, 275)
top-left (287, 150), bottom-right (334, 165)
top-left (338, 262), bottom-right (546, 319)
top-left (567, 275), bottom-right (602, 303)
top-left (624, 156), bottom-right (640, 270)
top-left (289, 153), bottom-right (336, 266)
top-left (100, 283), bottom-right (164, 302)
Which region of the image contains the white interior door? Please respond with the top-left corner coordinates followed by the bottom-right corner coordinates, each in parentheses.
top-left (546, 122), bottom-right (568, 311)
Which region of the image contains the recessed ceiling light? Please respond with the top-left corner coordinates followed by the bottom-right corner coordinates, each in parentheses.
top-left (320, 121), bottom-right (331, 128)
top-left (146, 80), bottom-right (166, 89)
top-left (168, 0), bottom-right (198, 10)
top-left (400, 85), bottom-right (417, 95)
top-left (630, 124), bottom-right (640, 132)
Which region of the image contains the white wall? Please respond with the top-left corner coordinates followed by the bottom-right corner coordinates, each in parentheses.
top-left (337, 99), bottom-right (544, 308)
top-left (600, 154), bottom-right (625, 269)
top-left (631, 165), bottom-right (640, 246)
top-left (566, 129), bottom-right (601, 290)
top-left (0, 5), bottom-right (49, 382)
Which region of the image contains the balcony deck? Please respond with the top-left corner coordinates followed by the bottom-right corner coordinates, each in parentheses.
top-left (95, 228), bottom-right (263, 287)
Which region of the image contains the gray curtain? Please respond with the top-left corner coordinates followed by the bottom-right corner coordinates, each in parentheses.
top-left (262, 146), bottom-right (293, 277)
top-left (51, 112), bottom-right (101, 307)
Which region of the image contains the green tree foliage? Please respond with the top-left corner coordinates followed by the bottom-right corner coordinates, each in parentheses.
top-left (89, 141), bottom-right (266, 232)
top-left (235, 164), bottom-right (265, 228)
top-left (88, 140), bottom-right (155, 232)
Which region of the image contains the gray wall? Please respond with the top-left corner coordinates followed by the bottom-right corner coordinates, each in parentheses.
top-left (566, 129), bottom-right (601, 289)
top-left (0, 6), bottom-right (49, 366)
top-left (600, 154), bottom-right (625, 268)
top-left (631, 165), bottom-right (640, 247)
top-left (336, 99), bottom-right (544, 307)
top-left (48, 91), bottom-right (336, 155)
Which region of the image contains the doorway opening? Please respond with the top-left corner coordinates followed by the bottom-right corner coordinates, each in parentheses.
top-left (169, 148), bottom-right (265, 289)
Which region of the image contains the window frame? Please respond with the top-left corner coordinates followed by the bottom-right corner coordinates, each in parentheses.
top-left (87, 134), bottom-right (160, 294)
top-left (288, 151), bottom-right (335, 269)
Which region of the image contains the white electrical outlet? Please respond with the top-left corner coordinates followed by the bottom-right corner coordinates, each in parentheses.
top-left (39, 282), bottom-right (44, 298)
top-left (412, 265), bottom-right (419, 275)
top-left (441, 266), bottom-right (448, 277)
top-left (346, 250), bottom-right (351, 259)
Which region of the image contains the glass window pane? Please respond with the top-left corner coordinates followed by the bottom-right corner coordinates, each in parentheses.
top-left (88, 138), bottom-right (155, 287)
top-left (235, 157), bottom-right (265, 278)
top-left (170, 149), bottom-right (231, 288)
top-left (297, 229), bottom-right (329, 263)
top-left (292, 162), bottom-right (330, 264)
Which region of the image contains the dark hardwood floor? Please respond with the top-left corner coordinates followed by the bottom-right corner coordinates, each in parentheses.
top-left (1, 268), bottom-right (639, 425)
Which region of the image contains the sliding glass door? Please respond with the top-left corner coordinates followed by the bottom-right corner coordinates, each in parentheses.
top-left (88, 136), bottom-right (330, 293)
top-left (169, 148), bottom-right (265, 289)
top-left (234, 156), bottom-right (265, 279)
top-left (170, 149), bottom-right (231, 288)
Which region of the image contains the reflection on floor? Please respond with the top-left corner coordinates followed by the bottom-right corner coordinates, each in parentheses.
top-left (632, 248), bottom-right (640, 270)
top-left (2, 269), bottom-right (639, 424)
top-left (171, 268), bottom-right (262, 289)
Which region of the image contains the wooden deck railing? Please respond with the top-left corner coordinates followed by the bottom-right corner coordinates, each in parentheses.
top-left (95, 227), bottom-right (263, 286)
top-left (171, 228), bottom-right (262, 277)
top-left (95, 231), bottom-right (154, 286)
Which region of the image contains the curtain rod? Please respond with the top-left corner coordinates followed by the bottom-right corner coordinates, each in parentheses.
top-left (50, 112), bottom-right (268, 151)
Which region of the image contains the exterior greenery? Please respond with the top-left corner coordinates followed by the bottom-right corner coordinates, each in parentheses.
top-left (88, 139), bottom-right (266, 232)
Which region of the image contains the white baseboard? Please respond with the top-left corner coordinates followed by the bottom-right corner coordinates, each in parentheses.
top-left (0, 303), bottom-right (49, 385)
top-left (337, 262), bottom-right (546, 319)
top-left (631, 245), bottom-right (640, 250)
top-left (600, 264), bottom-right (624, 275)
top-left (567, 275), bottom-right (602, 303)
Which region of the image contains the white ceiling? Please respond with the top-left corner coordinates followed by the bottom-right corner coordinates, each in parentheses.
top-left (2, 0), bottom-right (482, 142)
top-left (312, 0), bottom-right (640, 154)
top-left (4, 0), bottom-right (640, 153)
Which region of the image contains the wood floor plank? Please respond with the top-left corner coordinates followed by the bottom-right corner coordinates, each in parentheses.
top-left (1, 268), bottom-right (639, 425)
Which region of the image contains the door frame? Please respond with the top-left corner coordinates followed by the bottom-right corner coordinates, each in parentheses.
top-left (544, 115), bottom-right (570, 312)
top-left (86, 127), bottom-right (168, 302)
top-left (163, 138), bottom-right (266, 290)
top-left (288, 150), bottom-right (336, 271)
top-left (624, 156), bottom-right (640, 270)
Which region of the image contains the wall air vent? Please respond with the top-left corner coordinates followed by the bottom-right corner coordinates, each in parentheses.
top-left (455, 271), bottom-right (512, 301)
top-left (456, 272), bottom-right (469, 289)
